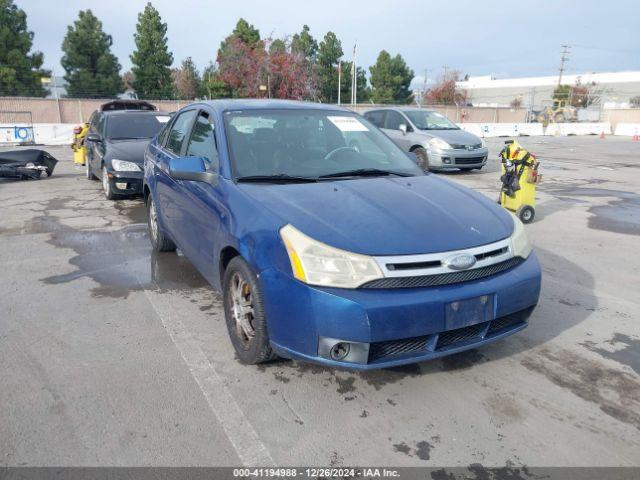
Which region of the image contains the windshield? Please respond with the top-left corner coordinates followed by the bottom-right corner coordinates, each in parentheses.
top-left (224, 110), bottom-right (423, 179)
top-left (106, 113), bottom-right (171, 140)
top-left (403, 110), bottom-right (459, 130)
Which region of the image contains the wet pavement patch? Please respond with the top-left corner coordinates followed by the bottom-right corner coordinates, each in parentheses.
top-left (521, 347), bottom-right (640, 430)
top-left (581, 333), bottom-right (640, 375)
top-left (39, 212), bottom-right (210, 298)
top-left (543, 185), bottom-right (640, 236)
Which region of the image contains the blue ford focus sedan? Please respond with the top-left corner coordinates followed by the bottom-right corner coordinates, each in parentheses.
top-left (143, 100), bottom-right (541, 370)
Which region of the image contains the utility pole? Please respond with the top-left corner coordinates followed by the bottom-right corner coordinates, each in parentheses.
top-left (558, 45), bottom-right (570, 86)
top-left (442, 65), bottom-right (449, 77)
top-left (421, 68), bottom-right (428, 106)
top-left (337, 61), bottom-right (341, 105)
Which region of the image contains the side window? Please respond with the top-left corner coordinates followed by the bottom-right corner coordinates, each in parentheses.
top-left (384, 111), bottom-right (404, 130)
top-left (165, 110), bottom-right (197, 155)
top-left (365, 111), bottom-right (385, 128)
top-left (185, 111), bottom-right (217, 168)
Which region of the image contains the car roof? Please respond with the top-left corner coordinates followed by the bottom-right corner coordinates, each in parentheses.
top-left (195, 99), bottom-right (353, 113)
top-left (102, 110), bottom-right (169, 117)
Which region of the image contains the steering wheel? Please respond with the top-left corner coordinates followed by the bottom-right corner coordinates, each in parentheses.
top-left (324, 146), bottom-right (358, 162)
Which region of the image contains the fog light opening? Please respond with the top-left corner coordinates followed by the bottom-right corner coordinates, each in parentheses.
top-left (330, 342), bottom-right (350, 361)
top-left (115, 182), bottom-right (127, 190)
top-left (442, 157), bottom-right (451, 164)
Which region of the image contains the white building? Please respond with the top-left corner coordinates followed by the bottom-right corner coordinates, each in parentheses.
top-left (456, 71), bottom-right (640, 109)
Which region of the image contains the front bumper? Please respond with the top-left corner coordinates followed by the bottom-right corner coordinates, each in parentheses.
top-left (261, 252), bottom-right (541, 370)
top-left (428, 146), bottom-right (489, 170)
top-left (107, 170), bottom-right (143, 195)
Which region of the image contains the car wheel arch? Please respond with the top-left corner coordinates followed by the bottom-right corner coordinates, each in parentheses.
top-left (219, 246), bottom-right (241, 283)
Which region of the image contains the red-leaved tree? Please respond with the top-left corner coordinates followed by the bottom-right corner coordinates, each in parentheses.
top-left (425, 71), bottom-right (467, 106)
top-left (217, 37), bottom-right (314, 99)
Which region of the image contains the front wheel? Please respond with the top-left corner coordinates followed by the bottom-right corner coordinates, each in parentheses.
top-left (102, 166), bottom-right (116, 200)
top-left (223, 257), bottom-right (277, 365)
top-left (413, 147), bottom-right (430, 171)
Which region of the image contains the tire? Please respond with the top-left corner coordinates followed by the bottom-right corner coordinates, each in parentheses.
top-left (102, 166), bottom-right (117, 200)
top-left (413, 147), bottom-right (430, 171)
top-left (223, 256), bottom-right (277, 365)
top-left (554, 113), bottom-right (566, 123)
top-left (147, 194), bottom-right (176, 252)
top-left (516, 205), bottom-right (535, 224)
top-left (86, 159), bottom-right (97, 180)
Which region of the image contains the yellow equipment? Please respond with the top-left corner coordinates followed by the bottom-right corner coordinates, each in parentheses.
top-left (71, 123), bottom-right (89, 165)
top-left (498, 140), bottom-right (541, 223)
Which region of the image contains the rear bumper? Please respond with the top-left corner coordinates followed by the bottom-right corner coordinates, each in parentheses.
top-left (261, 252), bottom-right (541, 370)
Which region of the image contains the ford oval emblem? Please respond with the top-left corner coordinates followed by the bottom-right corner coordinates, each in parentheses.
top-left (444, 253), bottom-right (477, 270)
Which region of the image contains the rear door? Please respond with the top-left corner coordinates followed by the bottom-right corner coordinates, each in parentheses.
top-left (155, 108), bottom-right (198, 247)
top-left (173, 109), bottom-right (223, 280)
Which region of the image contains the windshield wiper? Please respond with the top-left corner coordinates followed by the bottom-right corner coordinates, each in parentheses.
top-left (318, 168), bottom-right (413, 179)
top-left (236, 174), bottom-right (318, 183)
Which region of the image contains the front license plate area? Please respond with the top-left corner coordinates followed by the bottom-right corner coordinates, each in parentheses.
top-left (445, 295), bottom-right (494, 330)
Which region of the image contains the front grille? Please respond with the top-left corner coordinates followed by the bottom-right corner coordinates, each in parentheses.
top-left (361, 256), bottom-right (524, 289)
top-left (487, 306), bottom-right (534, 336)
top-left (436, 322), bottom-right (487, 350)
top-left (455, 156), bottom-right (486, 165)
top-left (450, 143), bottom-right (482, 150)
top-left (368, 335), bottom-right (429, 362)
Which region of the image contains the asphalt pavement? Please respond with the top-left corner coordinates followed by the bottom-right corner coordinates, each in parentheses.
top-left (1, 136), bottom-right (639, 468)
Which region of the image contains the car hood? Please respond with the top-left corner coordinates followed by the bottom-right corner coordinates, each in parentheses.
top-left (238, 175), bottom-right (513, 255)
top-left (419, 128), bottom-right (481, 145)
top-left (105, 139), bottom-right (150, 164)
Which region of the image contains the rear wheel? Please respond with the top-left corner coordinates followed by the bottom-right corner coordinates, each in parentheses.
top-left (86, 160), bottom-right (96, 180)
top-left (223, 256), bottom-right (277, 365)
top-left (413, 147), bottom-right (430, 171)
top-left (147, 194), bottom-right (176, 252)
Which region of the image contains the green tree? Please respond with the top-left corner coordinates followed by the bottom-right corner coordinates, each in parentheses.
top-left (60, 10), bottom-right (121, 98)
top-left (0, 0), bottom-right (49, 96)
top-left (218, 18), bottom-right (262, 58)
top-left (339, 61), bottom-right (369, 104)
top-left (269, 38), bottom-right (286, 55)
top-left (172, 57), bottom-right (201, 100)
top-left (291, 25), bottom-right (317, 61)
top-left (201, 61), bottom-right (231, 99)
top-left (369, 50), bottom-right (414, 104)
top-left (316, 31), bottom-right (343, 103)
top-left (130, 2), bottom-right (174, 99)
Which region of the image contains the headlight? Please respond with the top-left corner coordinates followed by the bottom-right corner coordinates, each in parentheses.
top-left (510, 214), bottom-right (532, 259)
top-left (111, 159), bottom-right (141, 172)
top-left (428, 137), bottom-right (451, 150)
top-left (481, 138), bottom-right (486, 148)
top-left (280, 224), bottom-right (383, 289)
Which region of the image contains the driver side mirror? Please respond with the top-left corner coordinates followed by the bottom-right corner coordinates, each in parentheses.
top-left (86, 133), bottom-right (103, 143)
top-left (169, 156), bottom-right (218, 186)
top-left (399, 124), bottom-right (408, 136)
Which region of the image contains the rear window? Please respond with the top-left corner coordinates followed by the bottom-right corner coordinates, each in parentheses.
top-left (106, 114), bottom-right (171, 140)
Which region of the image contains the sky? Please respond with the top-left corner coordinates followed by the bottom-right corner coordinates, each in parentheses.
top-left (17, 0), bottom-right (640, 88)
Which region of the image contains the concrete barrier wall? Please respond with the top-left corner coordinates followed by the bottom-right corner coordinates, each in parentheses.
top-left (614, 123), bottom-right (640, 136)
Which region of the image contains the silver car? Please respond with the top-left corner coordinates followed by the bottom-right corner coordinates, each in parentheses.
top-left (363, 108), bottom-right (488, 171)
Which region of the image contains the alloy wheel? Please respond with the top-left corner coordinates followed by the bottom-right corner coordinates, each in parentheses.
top-left (149, 199), bottom-right (159, 243)
top-left (230, 272), bottom-right (256, 348)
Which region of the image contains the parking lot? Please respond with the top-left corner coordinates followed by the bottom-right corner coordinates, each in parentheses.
top-left (1, 136), bottom-right (639, 468)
